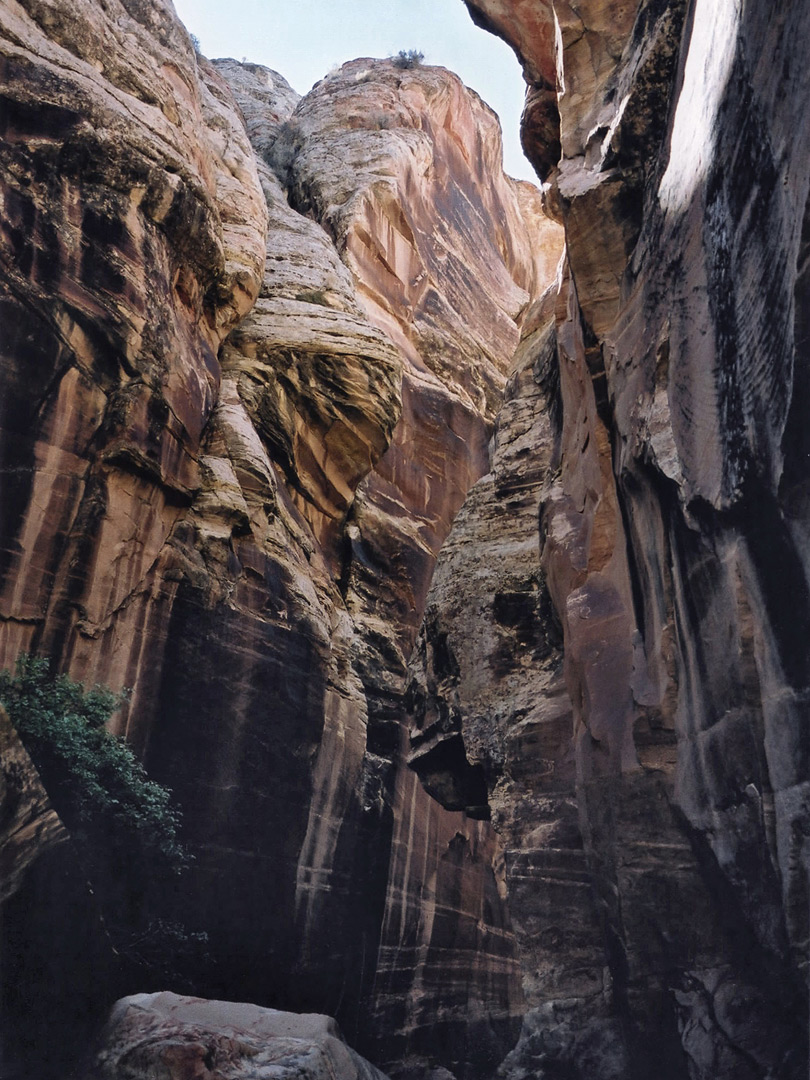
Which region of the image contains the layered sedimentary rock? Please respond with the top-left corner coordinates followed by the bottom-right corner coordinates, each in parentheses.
top-left (82, 993), bottom-right (390, 1080)
top-left (0, 0), bottom-right (267, 676)
top-left (211, 57), bottom-right (562, 1076)
top-left (12, 0), bottom-right (805, 1074)
top-left (411, 1), bottom-right (810, 1076)
top-left (0, 3), bottom-right (564, 1076)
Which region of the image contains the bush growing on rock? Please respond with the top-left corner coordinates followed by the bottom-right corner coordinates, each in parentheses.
top-left (0, 656), bottom-right (202, 978)
top-left (368, 111), bottom-right (393, 130)
top-left (0, 656), bottom-right (185, 868)
top-left (392, 49), bottom-right (424, 69)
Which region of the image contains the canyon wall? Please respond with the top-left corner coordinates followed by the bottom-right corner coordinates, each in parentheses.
top-left (0, 2), bottom-right (564, 1077)
top-left (409, 1), bottom-right (810, 1076)
top-left (3, 0), bottom-right (808, 1077)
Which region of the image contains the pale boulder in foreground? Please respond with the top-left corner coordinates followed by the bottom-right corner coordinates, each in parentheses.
top-left (82, 992), bottom-right (391, 1080)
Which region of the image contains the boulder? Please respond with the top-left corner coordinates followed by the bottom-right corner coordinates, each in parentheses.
top-left (82, 992), bottom-right (390, 1080)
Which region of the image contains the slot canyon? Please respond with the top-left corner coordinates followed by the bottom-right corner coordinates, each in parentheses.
top-left (0, 1), bottom-right (808, 1078)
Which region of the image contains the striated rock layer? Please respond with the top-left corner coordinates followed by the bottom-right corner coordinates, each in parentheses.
top-left (210, 56), bottom-right (562, 1077)
top-left (0, 3), bottom-right (564, 1077)
top-left (411, 1), bottom-right (810, 1077)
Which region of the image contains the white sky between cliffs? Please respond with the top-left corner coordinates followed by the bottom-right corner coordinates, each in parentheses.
top-left (171, 0), bottom-right (537, 183)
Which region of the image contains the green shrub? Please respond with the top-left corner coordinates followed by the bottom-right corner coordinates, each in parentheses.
top-left (0, 656), bottom-right (201, 976)
top-left (0, 656), bottom-right (186, 872)
top-left (392, 49), bottom-right (424, 69)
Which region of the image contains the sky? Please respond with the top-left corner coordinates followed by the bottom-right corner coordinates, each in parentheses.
top-left (171, 0), bottom-right (536, 182)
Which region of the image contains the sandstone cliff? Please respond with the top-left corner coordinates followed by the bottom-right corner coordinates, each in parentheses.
top-left (5, 0), bottom-right (806, 1076)
top-left (409, 1), bottom-right (810, 1076)
top-left (0, 3), bottom-right (563, 1077)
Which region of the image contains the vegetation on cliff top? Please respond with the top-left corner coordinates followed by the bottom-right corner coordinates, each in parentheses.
top-left (392, 49), bottom-right (424, 69)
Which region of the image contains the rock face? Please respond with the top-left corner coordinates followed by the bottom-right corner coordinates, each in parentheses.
top-left (9, 0), bottom-right (805, 1075)
top-left (410, 1), bottom-right (810, 1077)
top-left (0, 4), bottom-right (563, 1078)
top-left (0, 706), bottom-right (64, 906)
top-left (82, 992), bottom-right (390, 1080)
top-left (0, 0), bottom-right (267, 676)
top-left (252, 61), bottom-right (562, 1075)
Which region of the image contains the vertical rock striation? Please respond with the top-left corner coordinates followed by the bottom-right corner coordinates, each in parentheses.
top-left (411, 1), bottom-right (810, 1076)
top-left (0, 0), bottom-right (268, 684)
top-left (223, 58), bottom-right (563, 1076)
top-left (0, 6), bottom-right (564, 1076)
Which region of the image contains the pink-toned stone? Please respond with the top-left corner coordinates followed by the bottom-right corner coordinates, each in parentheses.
top-left (410, 1), bottom-right (810, 1076)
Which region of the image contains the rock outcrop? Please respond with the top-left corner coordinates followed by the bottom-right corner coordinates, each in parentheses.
top-left (0, 0), bottom-right (268, 678)
top-left (0, 3), bottom-right (563, 1077)
top-left (82, 992), bottom-right (390, 1080)
top-left (410, 1), bottom-right (810, 1077)
top-left (0, 706), bottom-right (64, 906)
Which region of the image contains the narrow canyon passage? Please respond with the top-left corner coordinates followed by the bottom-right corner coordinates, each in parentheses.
top-left (1, 1), bottom-right (809, 1079)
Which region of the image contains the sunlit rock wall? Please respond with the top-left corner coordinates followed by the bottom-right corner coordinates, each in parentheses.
top-left (243, 57), bottom-right (563, 1075)
top-left (0, 4), bottom-right (564, 1075)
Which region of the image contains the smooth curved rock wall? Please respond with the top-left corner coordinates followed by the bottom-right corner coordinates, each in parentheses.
top-left (411, 1), bottom-right (810, 1076)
